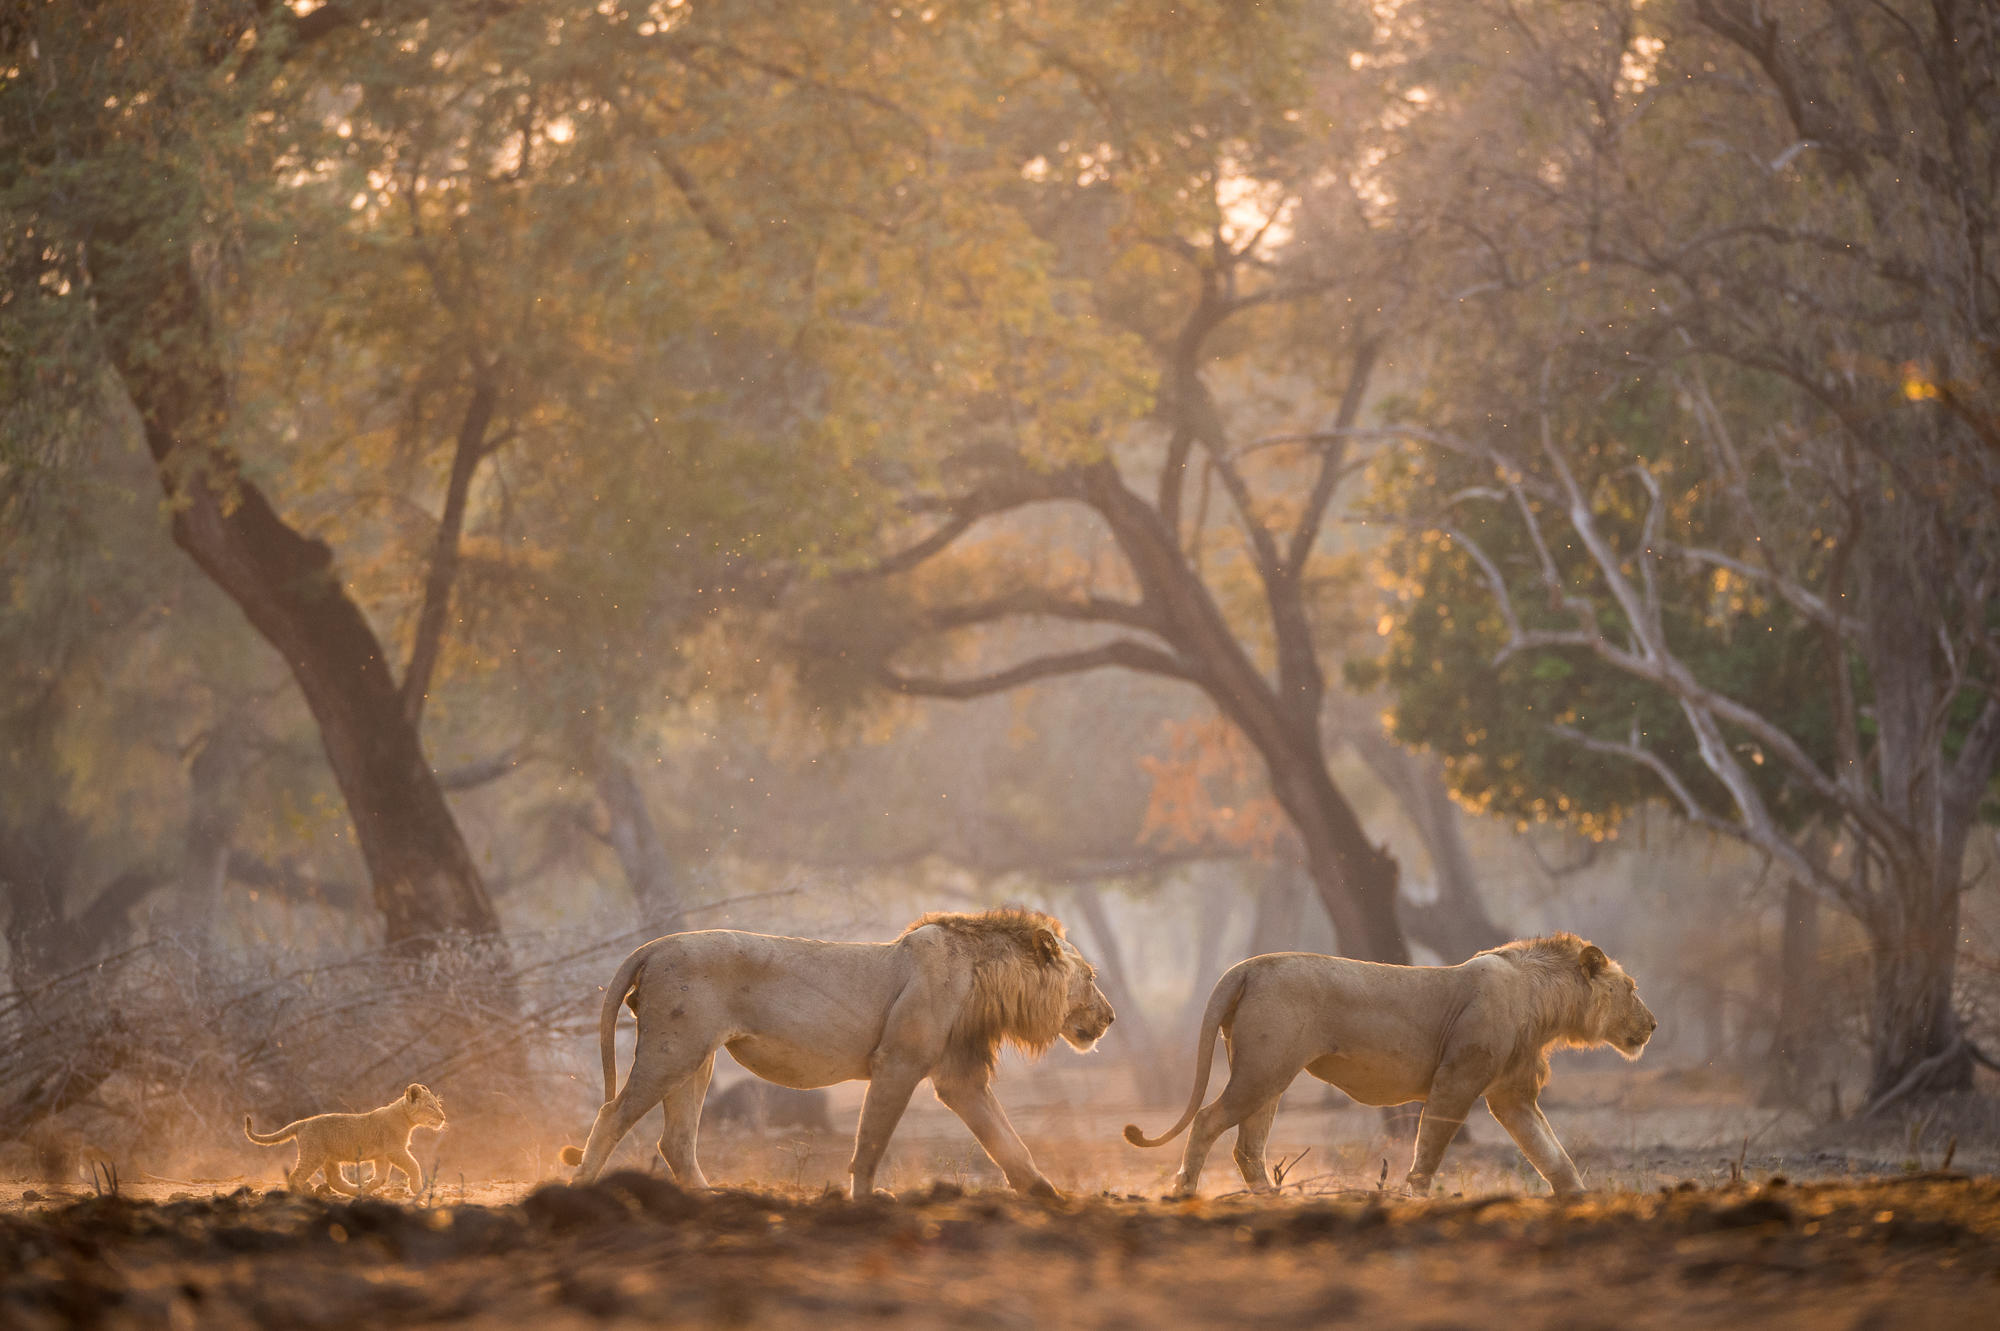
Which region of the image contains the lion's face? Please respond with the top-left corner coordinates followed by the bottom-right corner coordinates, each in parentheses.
top-left (1057, 941), bottom-right (1116, 1052)
top-left (1597, 967), bottom-right (1658, 1060)
top-left (405, 1083), bottom-right (448, 1130)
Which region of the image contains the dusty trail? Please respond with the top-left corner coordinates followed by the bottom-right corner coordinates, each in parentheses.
top-left (2, 1173), bottom-right (1995, 1329)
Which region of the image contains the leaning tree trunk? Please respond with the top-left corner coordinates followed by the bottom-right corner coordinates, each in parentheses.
top-left (1081, 464), bottom-right (1413, 966)
top-left (98, 252), bottom-right (498, 951)
top-left (1264, 741), bottom-right (1410, 965)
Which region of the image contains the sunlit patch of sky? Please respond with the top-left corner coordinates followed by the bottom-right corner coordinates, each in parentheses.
top-left (1216, 157), bottom-right (1297, 254)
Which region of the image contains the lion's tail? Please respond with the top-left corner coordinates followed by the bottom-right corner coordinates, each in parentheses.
top-left (1122, 962), bottom-right (1250, 1149)
top-left (555, 942), bottom-right (660, 1171)
top-left (243, 1114), bottom-right (298, 1147)
top-left (595, 941), bottom-right (656, 1103)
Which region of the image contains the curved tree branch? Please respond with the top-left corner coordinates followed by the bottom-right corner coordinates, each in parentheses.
top-left (880, 639), bottom-right (1201, 698)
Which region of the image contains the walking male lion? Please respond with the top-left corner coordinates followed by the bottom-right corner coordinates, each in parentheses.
top-left (1126, 934), bottom-right (1655, 1197)
top-left (558, 908), bottom-right (1114, 1198)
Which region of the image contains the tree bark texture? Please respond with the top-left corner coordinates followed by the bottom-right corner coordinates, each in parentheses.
top-left (1861, 881), bottom-right (1970, 1113)
top-left (99, 259), bottom-right (499, 949)
top-left (1080, 462), bottom-right (1413, 964)
top-left (1854, 549), bottom-right (1975, 1107)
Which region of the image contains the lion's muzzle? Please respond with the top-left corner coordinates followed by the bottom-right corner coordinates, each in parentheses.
top-left (1064, 1006), bottom-right (1114, 1052)
top-left (1616, 1013), bottom-right (1659, 1059)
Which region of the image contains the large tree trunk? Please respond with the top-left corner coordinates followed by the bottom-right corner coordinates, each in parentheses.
top-left (1265, 742), bottom-right (1410, 964)
top-left (1861, 873), bottom-right (1971, 1115)
top-left (99, 255), bottom-right (498, 950)
top-left (1853, 547), bottom-right (1975, 1113)
top-left (1082, 463), bottom-right (1413, 965)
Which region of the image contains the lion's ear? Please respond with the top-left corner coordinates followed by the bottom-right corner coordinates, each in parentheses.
top-left (1579, 945), bottom-right (1608, 979)
top-left (406, 1084), bottom-right (425, 1102)
top-left (1031, 927), bottom-right (1063, 965)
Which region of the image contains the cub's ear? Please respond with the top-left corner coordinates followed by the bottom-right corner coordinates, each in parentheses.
top-left (406, 1084), bottom-right (425, 1102)
top-left (1579, 945), bottom-right (1608, 979)
top-left (1031, 927), bottom-right (1064, 965)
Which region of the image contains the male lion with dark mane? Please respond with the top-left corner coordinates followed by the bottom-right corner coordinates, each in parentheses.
top-left (558, 909), bottom-right (1114, 1198)
top-left (1126, 934), bottom-right (1655, 1198)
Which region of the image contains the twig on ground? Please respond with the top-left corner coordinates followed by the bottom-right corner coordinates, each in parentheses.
top-left (1272, 1147), bottom-right (1312, 1190)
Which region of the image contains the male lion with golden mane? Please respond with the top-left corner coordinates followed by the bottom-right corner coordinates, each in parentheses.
top-left (558, 909), bottom-right (1114, 1198)
top-left (1126, 934), bottom-right (1655, 1198)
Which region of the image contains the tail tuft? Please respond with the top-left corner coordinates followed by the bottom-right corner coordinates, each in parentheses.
top-left (1123, 1124), bottom-right (1151, 1148)
top-left (558, 1145), bottom-right (584, 1168)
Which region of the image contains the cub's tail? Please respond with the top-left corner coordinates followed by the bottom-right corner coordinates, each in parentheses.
top-left (242, 1114), bottom-right (298, 1147)
top-left (1122, 963), bottom-right (1250, 1149)
top-left (558, 1145), bottom-right (584, 1167)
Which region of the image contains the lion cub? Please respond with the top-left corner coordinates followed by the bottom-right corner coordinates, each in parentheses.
top-left (244, 1083), bottom-right (447, 1197)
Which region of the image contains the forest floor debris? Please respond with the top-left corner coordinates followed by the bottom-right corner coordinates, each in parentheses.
top-left (2, 1169), bottom-right (1996, 1329)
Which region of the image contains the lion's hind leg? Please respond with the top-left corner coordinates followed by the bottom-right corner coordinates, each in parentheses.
top-left (1231, 1093), bottom-right (1284, 1193)
top-left (654, 1053), bottom-right (715, 1189)
top-left (573, 1033), bottom-right (711, 1184)
top-left (1172, 1029), bottom-right (1301, 1199)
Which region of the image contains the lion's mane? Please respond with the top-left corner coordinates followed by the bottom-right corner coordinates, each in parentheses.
top-left (903, 908), bottom-right (1075, 1077)
top-left (1479, 932), bottom-right (1635, 1062)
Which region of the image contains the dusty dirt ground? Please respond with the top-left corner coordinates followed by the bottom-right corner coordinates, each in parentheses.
top-left (7, 1066), bottom-right (1998, 1328)
top-left (4, 1170), bottom-right (1998, 1329)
